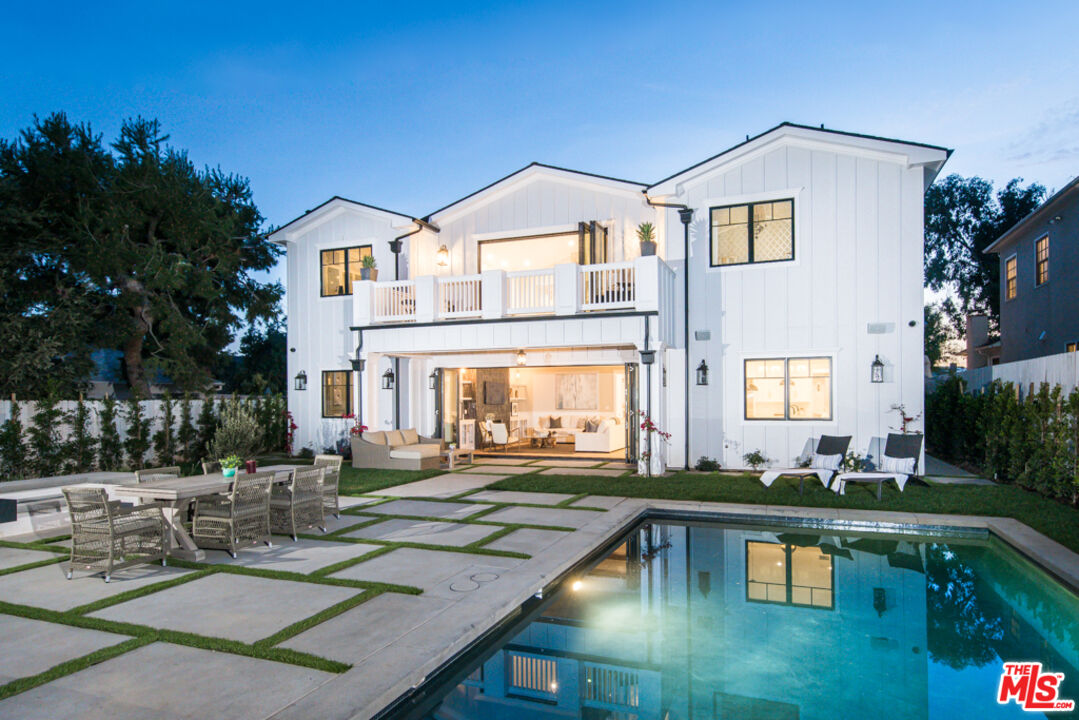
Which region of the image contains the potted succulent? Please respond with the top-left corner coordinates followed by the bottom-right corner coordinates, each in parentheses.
top-left (637, 222), bottom-right (657, 257)
top-left (219, 454), bottom-right (242, 478)
top-left (360, 254), bottom-right (378, 281)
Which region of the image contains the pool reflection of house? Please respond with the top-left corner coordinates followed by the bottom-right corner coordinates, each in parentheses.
top-left (429, 525), bottom-right (931, 720)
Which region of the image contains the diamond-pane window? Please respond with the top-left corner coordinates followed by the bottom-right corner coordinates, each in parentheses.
top-left (710, 199), bottom-right (793, 266)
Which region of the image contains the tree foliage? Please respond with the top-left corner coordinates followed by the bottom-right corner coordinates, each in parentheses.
top-left (215, 319), bottom-right (287, 394)
top-left (0, 112), bottom-right (282, 397)
top-left (97, 395), bottom-right (123, 471)
top-left (924, 175), bottom-right (1045, 334)
top-left (64, 396), bottom-right (97, 473)
top-left (0, 401), bottom-right (28, 480)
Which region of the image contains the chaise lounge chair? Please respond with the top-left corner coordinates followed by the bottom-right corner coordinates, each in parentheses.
top-left (759, 435), bottom-right (851, 495)
top-left (831, 433), bottom-right (924, 501)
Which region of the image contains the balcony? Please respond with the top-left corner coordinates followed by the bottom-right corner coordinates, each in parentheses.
top-left (353, 256), bottom-right (674, 326)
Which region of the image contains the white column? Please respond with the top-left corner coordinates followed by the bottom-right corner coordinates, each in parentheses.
top-left (481, 270), bottom-right (505, 319)
top-left (414, 275), bottom-right (437, 323)
top-left (554, 263), bottom-right (579, 316)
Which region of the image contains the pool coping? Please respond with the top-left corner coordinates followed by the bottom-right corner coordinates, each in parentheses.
top-left (271, 498), bottom-right (1079, 720)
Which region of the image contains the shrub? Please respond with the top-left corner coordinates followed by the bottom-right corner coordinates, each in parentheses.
top-left (124, 396), bottom-right (152, 470)
top-left (97, 395), bottom-right (123, 470)
top-left (695, 456), bottom-right (721, 472)
top-left (0, 400), bottom-right (29, 480)
top-left (28, 392), bottom-right (64, 477)
top-left (209, 398), bottom-right (261, 461)
top-left (841, 451), bottom-right (868, 472)
top-left (64, 395), bottom-right (97, 473)
top-left (152, 392), bottom-right (176, 466)
top-left (743, 450), bottom-right (769, 471)
top-left (195, 397), bottom-right (218, 462)
top-left (176, 393), bottom-right (197, 463)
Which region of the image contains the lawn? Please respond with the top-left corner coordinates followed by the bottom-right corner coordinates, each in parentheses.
top-left (488, 470), bottom-right (1079, 555)
top-left (337, 465), bottom-right (443, 495)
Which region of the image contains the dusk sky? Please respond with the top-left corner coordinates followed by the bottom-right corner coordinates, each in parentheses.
top-left (3, 0), bottom-right (1077, 296)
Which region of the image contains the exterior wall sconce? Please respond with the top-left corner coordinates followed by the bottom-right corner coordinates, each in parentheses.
top-left (294, 371), bottom-right (307, 391)
top-left (696, 360), bottom-right (709, 385)
top-left (350, 357), bottom-right (365, 373)
top-left (436, 245), bottom-right (450, 267)
top-left (639, 350), bottom-right (656, 365)
top-left (871, 355), bottom-right (885, 383)
top-left (516, 349), bottom-right (526, 366)
top-left (429, 371), bottom-right (438, 389)
top-left (382, 368), bottom-right (396, 390)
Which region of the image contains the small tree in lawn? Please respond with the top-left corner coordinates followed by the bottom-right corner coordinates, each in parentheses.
top-left (28, 390), bottom-right (65, 477)
top-left (176, 393), bottom-right (197, 464)
top-left (0, 399), bottom-right (29, 480)
top-left (124, 395), bottom-right (152, 470)
top-left (152, 392), bottom-right (176, 466)
top-left (97, 395), bottom-right (123, 470)
top-left (195, 396), bottom-right (218, 463)
top-left (64, 395), bottom-right (97, 473)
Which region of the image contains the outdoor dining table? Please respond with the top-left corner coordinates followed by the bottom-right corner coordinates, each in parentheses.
top-left (109, 464), bottom-right (303, 561)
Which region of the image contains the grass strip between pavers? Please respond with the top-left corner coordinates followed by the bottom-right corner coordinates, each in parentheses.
top-left (296, 534), bottom-right (530, 560)
top-left (0, 555), bottom-right (68, 577)
top-left (557, 493), bottom-right (592, 507)
top-left (340, 509), bottom-right (578, 534)
top-left (0, 539), bottom-right (69, 554)
top-left (0, 635), bottom-right (154, 702)
top-left (255, 589), bottom-right (384, 648)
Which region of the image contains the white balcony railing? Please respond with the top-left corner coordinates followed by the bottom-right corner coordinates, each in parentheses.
top-left (353, 256), bottom-right (668, 328)
top-left (506, 268), bottom-right (555, 315)
top-left (438, 275), bottom-right (482, 319)
top-left (582, 661), bottom-right (640, 712)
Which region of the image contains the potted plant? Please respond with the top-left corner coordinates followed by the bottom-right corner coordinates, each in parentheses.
top-left (345, 413), bottom-right (368, 459)
top-left (360, 254), bottom-right (378, 281)
top-left (219, 454), bottom-right (242, 478)
top-left (637, 222), bottom-right (657, 257)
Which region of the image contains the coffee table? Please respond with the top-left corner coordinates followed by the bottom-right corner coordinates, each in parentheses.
top-left (442, 448), bottom-right (474, 470)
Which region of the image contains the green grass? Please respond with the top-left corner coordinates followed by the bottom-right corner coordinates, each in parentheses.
top-left (338, 466), bottom-right (444, 495)
top-left (489, 471), bottom-right (1079, 554)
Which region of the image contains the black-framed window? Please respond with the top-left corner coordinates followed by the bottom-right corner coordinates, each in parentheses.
top-left (320, 246), bottom-right (372, 297)
top-left (1067, 342), bottom-right (1077, 353)
top-left (744, 357), bottom-right (831, 421)
top-left (322, 371), bottom-right (352, 417)
top-left (1005, 255), bottom-right (1017, 300)
top-left (710, 199), bottom-right (794, 267)
top-left (745, 541), bottom-right (833, 609)
top-left (1035, 235), bottom-right (1049, 286)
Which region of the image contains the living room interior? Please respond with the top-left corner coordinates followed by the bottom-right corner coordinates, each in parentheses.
top-left (441, 364), bottom-right (629, 460)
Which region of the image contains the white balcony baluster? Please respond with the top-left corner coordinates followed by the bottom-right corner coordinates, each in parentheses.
top-left (373, 280), bottom-right (416, 322)
top-left (580, 261), bottom-right (636, 310)
top-left (438, 275), bottom-right (482, 318)
top-left (506, 269), bottom-right (555, 315)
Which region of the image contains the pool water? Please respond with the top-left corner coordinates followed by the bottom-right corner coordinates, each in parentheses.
top-left (418, 520), bottom-right (1079, 719)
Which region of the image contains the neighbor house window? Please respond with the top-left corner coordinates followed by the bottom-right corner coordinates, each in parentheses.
top-left (1035, 235), bottom-right (1049, 286)
top-left (322, 371), bottom-right (352, 417)
top-left (1067, 342), bottom-right (1078, 353)
top-left (746, 541), bottom-right (833, 609)
top-left (320, 246), bottom-right (372, 296)
top-left (710, 199), bottom-right (794, 266)
top-left (745, 357), bottom-right (831, 420)
top-left (1005, 255), bottom-right (1017, 300)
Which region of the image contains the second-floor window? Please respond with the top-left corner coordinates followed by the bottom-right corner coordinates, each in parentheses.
top-left (1035, 235), bottom-right (1049, 286)
top-left (321, 246), bottom-right (372, 296)
top-left (710, 199), bottom-right (794, 267)
top-left (1005, 255), bottom-right (1017, 300)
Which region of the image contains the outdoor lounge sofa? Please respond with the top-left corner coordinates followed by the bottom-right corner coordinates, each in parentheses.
top-left (351, 429), bottom-right (444, 470)
top-left (832, 433), bottom-right (924, 501)
top-left (759, 435), bottom-right (851, 494)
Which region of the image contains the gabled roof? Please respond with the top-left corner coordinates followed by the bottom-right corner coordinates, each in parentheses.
top-left (424, 162), bottom-right (647, 223)
top-left (647, 122), bottom-right (952, 195)
top-left (269, 196), bottom-right (416, 242)
top-left (984, 175), bottom-right (1079, 254)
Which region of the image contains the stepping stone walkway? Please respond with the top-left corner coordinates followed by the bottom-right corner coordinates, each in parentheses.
top-left (480, 506), bottom-right (605, 529)
top-left (483, 528), bottom-right (571, 554)
top-left (344, 518), bottom-right (497, 547)
top-left (330, 547), bottom-right (521, 594)
top-left (363, 499), bottom-right (493, 520)
top-left (532, 459), bottom-right (604, 468)
top-left (201, 538), bottom-right (382, 574)
top-left (0, 615), bottom-right (127, 684)
top-left (571, 495), bottom-right (628, 510)
top-left (472, 457), bottom-right (534, 465)
top-left (539, 467), bottom-right (627, 477)
top-left (371, 473), bottom-right (501, 498)
top-left (467, 465), bottom-right (537, 475)
top-left (0, 545), bottom-right (61, 572)
top-left (468, 490), bottom-right (577, 505)
top-left (0, 563), bottom-right (192, 612)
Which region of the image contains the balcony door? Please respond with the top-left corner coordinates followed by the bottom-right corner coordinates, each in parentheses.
top-left (578, 221), bottom-right (609, 265)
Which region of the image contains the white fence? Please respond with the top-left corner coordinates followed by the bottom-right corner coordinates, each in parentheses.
top-left (958, 351), bottom-right (1079, 396)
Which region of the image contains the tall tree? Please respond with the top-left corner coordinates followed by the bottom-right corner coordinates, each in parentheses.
top-left (0, 113), bottom-right (282, 396)
top-left (924, 174), bottom-right (1045, 335)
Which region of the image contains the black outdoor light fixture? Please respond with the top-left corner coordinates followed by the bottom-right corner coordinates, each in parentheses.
top-left (294, 371), bottom-right (307, 391)
top-left (871, 355), bottom-right (885, 384)
top-left (428, 371), bottom-right (438, 390)
top-left (382, 368), bottom-right (396, 390)
top-left (696, 359), bottom-right (709, 385)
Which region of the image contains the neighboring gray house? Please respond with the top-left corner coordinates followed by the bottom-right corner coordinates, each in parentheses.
top-left (981, 176), bottom-right (1079, 366)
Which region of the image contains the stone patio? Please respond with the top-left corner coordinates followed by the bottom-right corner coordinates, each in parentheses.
top-left (89, 573), bottom-right (359, 643)
top-left (480, 505), bottom-right (606, 529)
top-left (0, 563), bottom-right (192, 612)
top-left (343, 518), bottom-right (497, 547)
top-left (483, 528), bottom-right (571, 554)
top-left (466, 465), bottom-right (537, 475)
top-left (0, 615), bottom-right (127, 684)
top-left (329, 547), bottom-right (522, 593)
top-left (201, 539), bottom-right (383, 574)
top-left (539, 466), bottom-right (626, 477)
top-left (369, 473), bottom-right (499, 498)
top-left (0, 545), bottom-right (62, 572)
top-left (467, 489), bottom-right (576, 505)
top-left (362, 499), bottom-right (493, 520)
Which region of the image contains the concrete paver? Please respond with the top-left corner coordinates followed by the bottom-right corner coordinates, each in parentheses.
top-left (371, 473), bottom-right (499, 498)
top-left (337, 495), bottom-right (379, 509)
top-left (468, 490), bottom-right (576, 505)
top-left (0, 563), bottom-right (192, 612)
top-left (0, 615), bottom-right (127, 684)
top-left (90, 573), bottom-right (359, 643)
top-left (0, 641), bottom-right (334, 720)
top-left (363, 499), bottom-right (493, 520)
top-left (483, 528), bottom-right (571, 554)
top-left (472, 458), bottom-right (533, 466)
top-left (481, 505), bottom-right (606, 529)
top-left (539, 467), bottom-right (627, 477)
top-left (344, 518), bottom-right (497, 547)
top-left (0, 545), bottom-right (61, 572)
top-left (201, 538), bottom-right (382, 574)
top-left (467, 465), bottom-right (537, 475)
top-left (330, 547), bottom-right (522, 592)
top-left (532, 459), bottom-right (604, 468)
top-left (571, 495), bottom-right (629, 510)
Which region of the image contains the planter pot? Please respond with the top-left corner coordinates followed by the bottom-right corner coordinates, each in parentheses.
top-left (360, 267), bottom-right (378, 281)
top-left (640, 241), bottom-right (657, 257)
top-left (222, 467), bottom-right (237, 478)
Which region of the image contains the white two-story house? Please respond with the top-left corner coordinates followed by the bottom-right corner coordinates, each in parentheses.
top-left (271, 123), bottom-right (950, 473)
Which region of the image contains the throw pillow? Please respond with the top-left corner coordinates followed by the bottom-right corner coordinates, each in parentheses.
top-left (549, 416), bottom-right (562, 429)
top-left (881, 455), bottom-right (916, 474)
top-left (810, 453), bottom-right (842, 470)
top-left (576, 417), bottom-right (587, 429)
top-left (585, 420), bottom-right (599, 433)
top-left (538, 415), bottom-right (549, 429)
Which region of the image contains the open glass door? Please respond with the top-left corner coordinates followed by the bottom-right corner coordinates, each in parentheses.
top-left (624, 363), bottom-right (639, 463)
top-left (578, 221), bottom-right (609, 265)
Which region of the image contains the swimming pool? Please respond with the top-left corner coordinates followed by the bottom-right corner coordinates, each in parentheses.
top-left (405, 519), bottom-right (1079, 719)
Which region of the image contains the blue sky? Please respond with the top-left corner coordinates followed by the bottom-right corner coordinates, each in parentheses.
top-left (3, 0), bottom-right (1078, 297)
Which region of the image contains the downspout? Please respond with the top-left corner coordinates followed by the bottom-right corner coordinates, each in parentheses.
top-left (644, 194), bottom-right (694, 470)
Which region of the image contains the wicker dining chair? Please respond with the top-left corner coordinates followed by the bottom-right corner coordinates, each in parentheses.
top-left (313, 454), bottom-right (344, 518)
top-left (201, 459), bottom-right (221, 474)
top-left (62, 487), bottom-right (168, 582)
top-left (192, 471), bottom-right (274, 557)
top-left (135, 466), bottom-right (182, 483)
top-left (270, 467), bottom-right (327, 540)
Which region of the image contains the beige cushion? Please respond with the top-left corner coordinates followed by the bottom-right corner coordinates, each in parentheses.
top-left (387, 430), bottom-right (406, 447)
top-left (401, 428), bottom-right (419, 445)
top-left (390, 444), bottom-right (441, 460)
top-left (538, 415), bottom-right (549, 428)
top-left (362, 431), bottom-right (386, 445)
